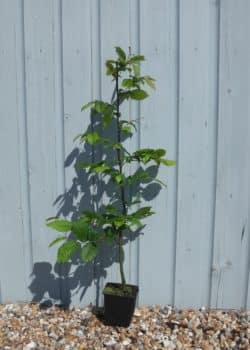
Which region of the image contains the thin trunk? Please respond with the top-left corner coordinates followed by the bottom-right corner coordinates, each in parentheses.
top-left (115, 64), bottom-right (127, 287)
top-left (118, 233), bottom-right (126, 286)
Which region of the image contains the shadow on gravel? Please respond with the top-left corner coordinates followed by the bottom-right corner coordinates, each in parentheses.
top-left (29, 109), bottom-right (162, 308)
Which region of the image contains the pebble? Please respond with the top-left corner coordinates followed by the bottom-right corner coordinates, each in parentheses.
top-left (23, 341), bottom-right (37, 349)
top-left (122, 338), bottom-right (131, 345)
top-left (104, 338), bottom-right (117, 346)
top-left (133, 310), bottom-right (141, 317)
top-left (0, 303), bottom-right (248, 349)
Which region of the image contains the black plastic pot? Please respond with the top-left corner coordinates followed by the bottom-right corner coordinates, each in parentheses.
top-left (103, 282), bottom-right (139, 327)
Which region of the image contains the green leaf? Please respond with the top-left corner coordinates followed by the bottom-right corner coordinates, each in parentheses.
top-left (161, 159), bottom-right (176, 166)
top-left (132, 64), bottom-right (140, 77)
top-left (114, 217), bottom-right (126, 229)
top-left (103, 114), bottom-right (112, 127)
top-left (83, 131), bottom-right (106, 145)
top-left (57, 240), bottom-right (80, 263)
top-left (130, 89), bottom-right (148, 100)
top-left (118, 91), bottom-right (131, 101)
top-left (113, 143), bottom-right (122, 150)
top-left (49, 236), bottom-right (66, 248)
top-left (128, 218), bottom-right (143, 228)
top-left (120, 119), bottom-right (137, 131)
top-left (131, 148), bottom-right (168, 164)
top-left (86, 132), bottom-right (100, 144)
top-left (71, 220), bottom-right (90, 242)
top-left (144, 76), bottom-right (156, 90)
top-left (115, 46), bottom-right (126, 62)
top-left (122, 79), bottom-right (135, 88)
top-left (91, 164), bottom-right (110, 173)
top-left (106, 60), bottom-right (115, 75)
top-left (126, 198), bottom-right (141, 206)
top-left (103, 107), bottom-right (114, 127)
top-left (81, 101), bottom-right (95, 112)
top-left (80, 242), bottom-right (98, 262)
top-left (130, 206), bottom-right (155, 219)
top-left (104, 229), bottom-right (116, 245)
top-left (128, 55), bottom-right (145, 64)
top-left (104, 205), bottom-right (118, 215)
top-left (156, 149), bottom-right (166, 157)
top-left (114, 174), bottom-right (123, 184)
top-left (82, 211), bottom-right (100, 223)
top-left (126, 172), bottom-right (151, 185)
top-left (121, 124), bottom-right (132, 135)
top-left (142, 154), bottom-right (151, 163)
top-left (76, 161), bottom-right (112, 174)
top-left (94, 101), bottom-right (107, 113)
top-left (46, 220), bottom-right (72, 232)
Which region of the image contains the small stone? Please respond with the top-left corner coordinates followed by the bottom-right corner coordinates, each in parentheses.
top-left (134, 309), bottom-right (141, 317)
top-left (78, 344), bottom-right (88, 350)
top-left (64, 345), bottom-right (72, 350)
top-left (23, 341), bottom-right (37, 350)
top-left (188, 316), bottom-right (201, 330)
top-left (162, 339), bottom-right (175, 349)
top-left (140, 323), bottom-right (147, 332)
top-left (80, 310), bottom-right (91, 319)
top-left (114, 345), bottom-right (121, 350)
top-left (104, 338), bottom-right (117, 347)
top-left (48, 332), bottom-right (59, 340)
top-left (0, 303), bottom-right (247, 349)
top-left (3, 304), bottom-right (21, 315)
top-left (122, 338), bottom-right (131, 346)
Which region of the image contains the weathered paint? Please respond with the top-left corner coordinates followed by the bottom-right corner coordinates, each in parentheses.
top-left (0, 0), bottom-right (249, 309)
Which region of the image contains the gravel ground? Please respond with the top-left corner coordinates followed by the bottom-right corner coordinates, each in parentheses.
top-left (0, 303), bottom-right (249, 349)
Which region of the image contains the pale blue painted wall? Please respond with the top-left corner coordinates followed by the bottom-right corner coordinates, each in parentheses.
top-left (0, 0), bottom-right (249, 309)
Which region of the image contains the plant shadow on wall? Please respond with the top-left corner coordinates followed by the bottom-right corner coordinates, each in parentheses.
top-left (28, 47), bottom-right (175, 309)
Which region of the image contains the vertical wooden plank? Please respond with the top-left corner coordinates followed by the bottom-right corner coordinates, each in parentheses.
top-left (0, 0), bottom-right (27, 302)
top-left (61, 0), bottom-right (95, 306)
top-left (211, 0), bottom-right (250, 308)
top-left (23, 0), bottom-right (61, 304)
top-left (90, 0), bottom-right (104, 306)
top-left (99, 0), bottom-right (131, 287)
top-left (15, 0), bottom-right (34, 301)
top-left (247, 255), bottom-right (250, 309)
top-left (128, 0), bottom-right (140, 288)
top-left (139, 0), bottom-right (178, 306)
top-left (175, 0), bottom-right (218, 308)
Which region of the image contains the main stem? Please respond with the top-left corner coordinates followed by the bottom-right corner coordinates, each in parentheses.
top-left (115, 64), bottom-right (126, 287)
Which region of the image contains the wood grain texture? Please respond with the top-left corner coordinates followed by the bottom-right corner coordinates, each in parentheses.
top-left (127, 0), bottom-right (140, 289)
top-left (23, 0), bottom-right (61, 303)
top-left (210, 0), bottom-right (250, 308)
top-left (61, 0), bottom-right (94, 306)
top-left (0, 0), bottom-right (27, 302)
top-left (174, 0), bottom-right (219, 308)
top-left (139, 0), bottom-right (178, 306)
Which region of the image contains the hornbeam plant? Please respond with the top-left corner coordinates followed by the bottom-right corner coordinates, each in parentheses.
top-left (47, 47), bottom-right (175, 291)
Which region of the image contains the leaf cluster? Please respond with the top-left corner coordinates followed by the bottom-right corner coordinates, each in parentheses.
top-left (46, 47), bottom-right (175, 266)
top-left (46, 203), bottom-right (154, 263)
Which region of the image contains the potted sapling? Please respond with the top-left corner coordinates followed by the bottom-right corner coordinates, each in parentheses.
top-left (46, 47), bottom-right (175, 327)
